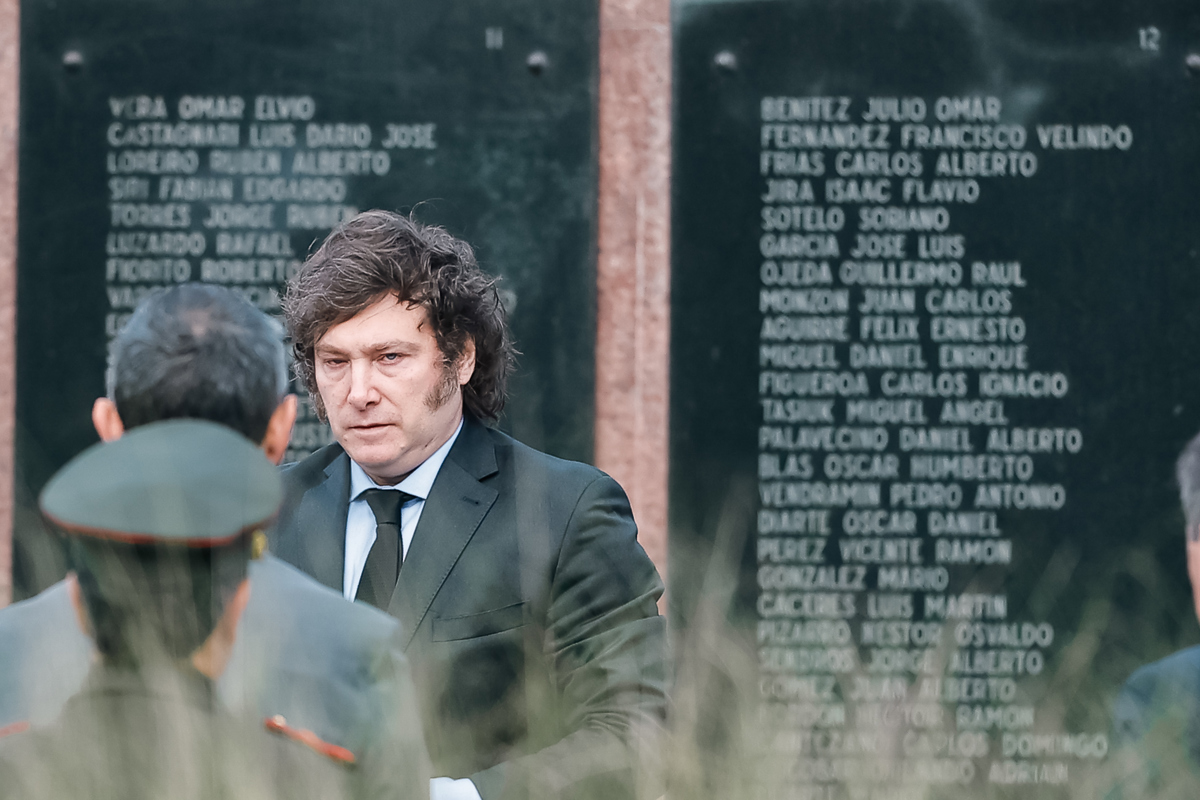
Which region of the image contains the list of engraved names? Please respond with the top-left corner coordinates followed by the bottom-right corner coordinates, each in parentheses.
top-left (754, 95), bottom-right (1126, 797)
top-left (103, 93), bottom-right (436, 459)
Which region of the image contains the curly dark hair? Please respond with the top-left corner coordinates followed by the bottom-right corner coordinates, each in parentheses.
top-left (283, 210), bottom-right (515, 421)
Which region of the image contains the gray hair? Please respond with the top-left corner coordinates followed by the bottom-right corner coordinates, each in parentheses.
top-left (109, 284), bottom-right (288, 442)
top-left (1177, 430), bottom-right (1200, 541)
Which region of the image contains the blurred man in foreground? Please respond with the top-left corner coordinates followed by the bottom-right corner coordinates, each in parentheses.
top-left (0, 284), bottom-right (428, 799)
top-left (1112, 430), bottom-right (1200, 795)
top-left (0, 419), bottom-right (350, 799)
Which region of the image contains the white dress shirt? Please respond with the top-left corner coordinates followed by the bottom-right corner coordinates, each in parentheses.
top-left (341, 418), bottom-right (480, 800)
top-left (342, 418), bottom-right (463, 601)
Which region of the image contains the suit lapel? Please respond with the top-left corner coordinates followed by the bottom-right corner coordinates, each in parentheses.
top-left (287, 451), bottom-right (351, 593)
top-left (388, 418), bottom-right (498, 650)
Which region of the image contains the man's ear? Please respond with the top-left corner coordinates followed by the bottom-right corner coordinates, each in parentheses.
top-left (456, 338), bottom-right (476, 387)
top-left (1189, 536), bottom-right (1200, 626)
top-left (261, 395), bottom-right (298, 465)
top-left (91, 398), bottom-right (125, 442)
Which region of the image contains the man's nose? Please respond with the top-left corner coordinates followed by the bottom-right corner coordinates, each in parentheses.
top-left (346, 361), bottom-right (379, 408)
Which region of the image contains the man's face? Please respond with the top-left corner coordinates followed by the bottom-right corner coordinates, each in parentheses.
top-left (314, 293), bottom-right (474, 484)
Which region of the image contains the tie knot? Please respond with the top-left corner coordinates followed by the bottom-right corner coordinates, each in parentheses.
top-left (361, 488), bottom-right (411, 527)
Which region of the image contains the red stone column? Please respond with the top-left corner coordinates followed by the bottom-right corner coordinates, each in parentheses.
top-left (595, 0), bottom-right (672, 597)
top-left (0, 0), bottom-right (17, 607)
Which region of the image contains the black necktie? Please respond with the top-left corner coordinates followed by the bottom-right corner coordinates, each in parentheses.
top-left (356, 489), bottom-right (413, 610)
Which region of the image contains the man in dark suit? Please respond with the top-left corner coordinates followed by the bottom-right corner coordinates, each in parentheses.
top-left (273, 210), bottom-right (668, 800)
top-left (1112, 430), bottom-right (1200, 796)
top-left (0, 285), bottom-right (429, 799)
top-left (0, 419), bottom-right (351, 800)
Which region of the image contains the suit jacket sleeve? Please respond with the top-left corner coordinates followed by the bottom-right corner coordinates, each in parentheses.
top-left (1113, 667), bottom-right (1155, 748)
top-left (1109, 652), bottom-right (1200, 798)
top-left (468, 474), bottom-right (668, 800)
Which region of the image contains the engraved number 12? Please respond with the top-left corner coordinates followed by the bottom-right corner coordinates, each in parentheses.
top-left (1139, 26), bottom-right (1161, 52)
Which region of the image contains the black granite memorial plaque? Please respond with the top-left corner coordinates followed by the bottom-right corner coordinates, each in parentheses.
top-left (15, 0), bottom-right (599, 597)
top-left (670, 1), bottom-right (1200, 797)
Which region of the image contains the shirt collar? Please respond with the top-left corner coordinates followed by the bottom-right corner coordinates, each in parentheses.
top-left (349, 417), bottom-right (464, 502)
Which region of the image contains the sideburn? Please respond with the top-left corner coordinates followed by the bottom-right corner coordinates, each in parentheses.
top-left (425, 356), bottom-right (461, 411)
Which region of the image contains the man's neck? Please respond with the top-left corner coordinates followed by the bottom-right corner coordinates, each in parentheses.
top-left (354, 417), bottom-right (465, 492)
top-left (363, 411), bottom-right (465, 486)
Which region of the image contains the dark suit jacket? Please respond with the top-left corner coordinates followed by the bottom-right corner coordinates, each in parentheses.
top-left (271, 416), bottom-right (668, 800)
top-left (0, 555), bottom-right (429, 800)
top-left (1111, 646), bottom-right (1200, 797)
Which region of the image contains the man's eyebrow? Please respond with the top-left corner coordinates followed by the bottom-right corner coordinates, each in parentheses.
top-left (367, 340), bottom-right (418, 353)
top-left (314, 342), bottom-right (348, 356)
top-left (315, 340), bottom-right (416, 356)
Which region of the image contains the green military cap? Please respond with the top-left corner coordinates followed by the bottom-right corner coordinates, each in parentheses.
top-left (40, 419), bottom-right (281, 544)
